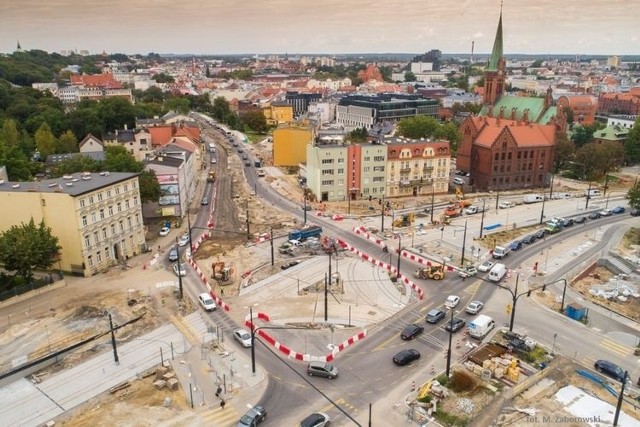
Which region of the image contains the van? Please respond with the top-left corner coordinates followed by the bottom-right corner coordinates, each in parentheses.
top-left (492, 245), bottom-right (510, 259)
top-left (468, 315), bottom-right (495, 339)
top-left (585, 189), bottom-right (601, 198)
top-left (488, 263), bottom-right (507, 282)
top-left (523, 194), bottom-right (543, 204)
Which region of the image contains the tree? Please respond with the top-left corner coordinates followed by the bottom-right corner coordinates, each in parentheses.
top-left (0, 118), bottom-right (19, 147)
top-left (34, 122), bottom-right (56, 159)
top-left (153, 72), bottom-right (175, 83)
top-left (624, 116), bottom-right (640, 164)
top-left (103, 145), bottom-right (143, 172)
top-left (56, 130), bottom-right (78, 153)
top-left (165, 96), bottom-right (191, 114)
top-left (434, 122), bottom-right (460, 151)
top-left (627, 182), bottom-right (640, 210)
top-left (0, 218), bottom-right (61, 283)
top-left (240, 110), bottom-right (268, 133)
top-left (212, 97), bottom-right (231, 122)
top-left (553, 133), bottom-right (575, 172)
top-left (97, 97), bottom-right (136, 132)
top-left (50, 154), bottom-right (100, 177)
top-left (404, 71), bottom-right (417, 82)
top-left (138, 170), bottom-right (162, 203)
top-left (345, 127), bottom-right (368, 143)
top-left (397, 116), bottom-right (439, 139)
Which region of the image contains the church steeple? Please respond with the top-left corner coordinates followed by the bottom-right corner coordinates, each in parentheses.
top-left (487, 3), bottom-right (503, 71)
top-left (483, 2), bottom-right (506, 106)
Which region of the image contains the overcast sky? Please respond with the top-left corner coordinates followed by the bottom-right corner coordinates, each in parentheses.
top-left (1, 0), bottom-right (638, 56)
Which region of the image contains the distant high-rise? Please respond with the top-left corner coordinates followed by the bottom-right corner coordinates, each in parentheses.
top-left (410, 49), bottom-right (442, 71)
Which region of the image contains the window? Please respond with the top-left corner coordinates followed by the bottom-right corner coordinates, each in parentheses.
top-left (132, 181), bottom-right (137, 188)
top-left (373, 156), bottom-right (384, 162)
top-left (124, 184), bottom-right (128, 191)
top-left (501, 153), bottom-right (506, 160)
top-left (105, 247), bottom-right (110, 259)
top-left (127, 217), bottom-right (132, 228)
top-left (135, 213), bottom-right (140, 225)
top-left (91, 213), bottom-right (97, 223)
top-left (79, 199), bottom-right (85, 208)
top-left (524, 151), bottom-right (528, 159)
top-left (125, 199), bottom-right (130, 209)
top-left (337, 168), bottom-right (344, 174)
top-left (94, 231), bottom-right (99, 244)
top-left (97, 251), bottom-right (102, 263)
top-left (364, 156), bottom-right (370, 161)
top-left (133, 197), bottom-right (138, 206)
top-left (98, 192), bottom-right (103, 201)
top-left (108, 206), bottom-right (113, 216)
top-left (363, 167), bottom-right (370, 172)
top-left (321, 159), bottom-right (334, 164)
top-left (88, 255), bottom-right (93, 267)
top-left (100, 209), bottom-right (105, 220)
top-left (107, 190), bottom-right (112, 197)
top-left (89, 196), bottom-right (94, 204)
top-left (82, 215), bottom-right (87, 226)
top-left (508, 153), bottom-right (512, 160)
top-left (119, 220), bottom-right (124, 231)
top-left (373, 176), bottom-right (384, 182)
top-left (102, 228), bottom-right (108, 239)
top-left (117, 202), bottom-right (122, 212)
top-left (321, 170), bottom-right (334, 176)
top-left (337, 158), bottom-right (344, 163)
top-left (111, 223), bottom-right (116, 235)
top-left (115, 186), bottom-right (120, 195)
top-left (84, 235), bottom-right (90, 248)
top-left (517, 152), bottom-right (521, 159)
top-left (321, 180), bottom-right (333, 186)
top-left (495, 153), bottom-right (499, 160)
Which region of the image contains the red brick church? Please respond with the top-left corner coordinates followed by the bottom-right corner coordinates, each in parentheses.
top-left (456, 8), bottom-right (566, 191)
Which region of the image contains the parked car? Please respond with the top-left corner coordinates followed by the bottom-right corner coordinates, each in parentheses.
top-left (173, 262), bottom-right (187, 277)
top-left (392, 348), bottom-right (421, 366)
top-left (465, 300), bottom-right (484, 315)
top-left (508, 240), bottom-right (523, 251)
top-left (562, 218), bottom-right (574, 227)
top-left (445, 295), bottom-right (460, 309)
top-left (630, 208), bottom-right (640, 216)
top-left (574, 216), bottom-right (587, 224)
top-left (168, 247), bottom-right (179, 262)
top-left (611, 206), bottom-right (626, 214)
top-left (197, 293), bottom-right (216, 311)
top-left (444, 317), bottom-right (466, 333)
top-left (426, 308), bottom-right (446, 324)
top-left (201, 197), bottom-right (209, 205)
top-left (458, 265), bottom-right (478, 278)
top-left (453, 177), bottom-right (465, 185)
top-left (281, 260), bottom-right (301, 270)
top-left (233, 328), bottom-right (252, 347)
top-left (306, 361), bottom-right (339, 379)
top-left (158, 226), bottom-right (170, 237)
top-left (401, 323), bottom-right (425, 340)
top-left (477, 261), bottom-right (494, 272)
top-left (599, 209), bottom-right (613, 217)
top-left (238, 405), bottom-right (267, 427)
top-left (300, 412), bottom-right (330, 427)
top-left (177, 233), bottom-right (190, 247)
top-left (594, 360), bottom-right (627, 383)
top-left (588, 211), bottom-right (601, 220)
top-left (521, 234), bottom-right (536, 244)
top-left (498, 201), bottom-right (512, 209)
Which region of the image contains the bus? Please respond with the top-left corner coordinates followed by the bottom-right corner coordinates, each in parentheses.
top-left (208, 143), bottom-right (216, 153)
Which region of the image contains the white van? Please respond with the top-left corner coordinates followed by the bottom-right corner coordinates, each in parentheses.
top-left (488, 263), bottom-right (507, 282)
top-left (585, 189), bottom-right (601, 198)
top-left (468, 315), bottom-right (495, 339)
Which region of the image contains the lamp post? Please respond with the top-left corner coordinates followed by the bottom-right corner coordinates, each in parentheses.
top-left (430, 186), bottom-right (435, 224)
top-left (175, 237), bottom-right (183, 299)
top-left (479, 199), bottom-right (487, 238)
top-left (585, 181), bottom-right (592, 209)
top-left (539, 193), bottom-right (547, 225)
top-left (187, 215), bottom-right (193, 250)
top-left (542, 278), bottom-right (568, 313)
top-left (613, 371), bottom-right (629, 427)
top-left (107, 311), bottom-right (119, 364)
top-left (381, 194), bottom-right (385, 232)
top-left (396, 235), bottom-right (402, 274)
top-left (460, 220), bottom-right (468, 267)
top-left (446, 308), bottom-right (454, 377)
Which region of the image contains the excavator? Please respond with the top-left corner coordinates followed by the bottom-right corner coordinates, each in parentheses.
top-left (414, 265), bottom-right (445, 280)
top-left (393, 212), bottom-right (415, 228)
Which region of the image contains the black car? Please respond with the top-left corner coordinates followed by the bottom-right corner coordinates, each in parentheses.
top-left (300, 413), bottom-right (330, 427)
top-left (401, 324), bottom-right (425, 340)
top-left (594, 360), bottom-right (627, 383)
top-left (574, 216), bottom-right (587, 224)
top-left (238, 405), bottom-right (267, 426)
top-left (588, 211), bottom-right (601, 220)
top-left (521, 234), bottom-right (536, 244)
top-left (534, 229), bottom-right (546, 239)
top-left (509, 240), bottom-right (523, 251)
top-left (562, 218), bottom-right (574, 227)
top-left (444, 317), bottom-right (466, 333)
top-left (281, 260), bottom-right (301, 270)
top-left (393, 348), bottom-right (421, 366)
top-left (630, 208), bottom-right (640, 217)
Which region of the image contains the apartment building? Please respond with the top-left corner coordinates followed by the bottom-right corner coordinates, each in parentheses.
top-left (386, 139), bottom-right (451, 197)
top-left (272, 125), bottom-right (314, 166)
top-left (306, 142), bottom-right (347, 202)
top-left (0, 172), bottom-right (145, 277)
top-left (346, 143), bottom-right (387, 200)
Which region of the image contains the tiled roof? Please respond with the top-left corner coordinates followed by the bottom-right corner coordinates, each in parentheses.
top-left (149, 126), bottom-right (175, 146)
top-left (471, 116), bottom-right (555, 148)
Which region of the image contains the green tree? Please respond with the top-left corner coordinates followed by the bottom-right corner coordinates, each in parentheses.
top-left (0, 218), bottom-right (61, 282)
top-left (553, 133), bottom-right (575, 172)
top-left (50, 154), bottom-right (100, 177)
top-left (34, 122), bottom-right (57, 159)
top-left (139, 86), bottom-right (165, 104)
top-left (626, 182), bottom-right (640, 210)
top-left (138, 170), bottom-right (162, 203)
top-left (345, 127), bottom-right (368, 143)
top-left (624, 116), bottom-right (640, 164)
top-left (0, 144), bottom-right (32, 180)
top-left (434, 122), bottom-right (460, 150)
top-left (56, 130), bottom-right (78, 153)
top-left (240, 110), bottom-right (268, 133)
top-left (0, 118), bottom-right (20, 147)
top-left (397, 116), bottom-right (439, 139)
top-left (165, 96), bottom-right (191, 114)
top-left (212, 97), bottom-right (231, 122)
top-left (404, 71), bottom-right (416, 82)
top-left (103, 145), bottom-right (143, 172)
top-left (98, 97), bottom-right (136, 132)
top-left (153, 72), bottom-right (175, 83)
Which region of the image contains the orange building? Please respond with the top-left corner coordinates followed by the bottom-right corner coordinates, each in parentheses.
top-left (598, 88), bottom-right (640, 115)
top-left (557, 95), bottom-right (597, 126)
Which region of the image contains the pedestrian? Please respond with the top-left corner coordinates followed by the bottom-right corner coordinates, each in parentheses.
top-left (220, 287), bottom-right (224, 296)
top-left (220, 399), bottom-right (226, 410)
top-left (215, 386), bottom-right (222, 398)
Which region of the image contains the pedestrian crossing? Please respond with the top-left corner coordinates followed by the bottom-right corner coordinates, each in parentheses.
top-left (600, 338), bottom-right (634, 357)
top-left (199, 405), bottom-right (241, 426)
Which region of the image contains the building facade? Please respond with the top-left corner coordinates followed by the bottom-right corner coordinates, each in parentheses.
top-left (346, 143), bottom-right (387, 200)
top-left (272, 125), bottom-right (314, 166)
top-left (306, 143), bottom-right (347, 202)
top-left (0, 172), bottom-right (145, 276)
top-left (598, 88), bottom-right (640, 116)
top-left (144, 147), bottom-right (197, 218)
top-left (285, 91), bottom-right (322, 117)
top-left (557, 95), bottom-right (597, 126)
top-left (386, 139), bottom-right (451, 197)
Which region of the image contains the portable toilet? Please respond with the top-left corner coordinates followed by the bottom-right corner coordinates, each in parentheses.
top-left (565, 303), bottom-right (587, 321)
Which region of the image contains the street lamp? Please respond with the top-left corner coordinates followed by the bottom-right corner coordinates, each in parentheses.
top-left (446, 308), bottom-right (454, 377)
top-left (396, 235), bottom-right (402, 274)
top-left (460, 220), bottom-right (468, 267)
top-left (543, 278), bottom-right (568, 313)
top-left (479, 199), bottom-right (487, 238)
top-left (175, 237), bottom-right (183, 299)
top-left (614, 371), bottom-right (630, 427)
top-left (381, 194), bottom-right (386, 232)
top-left (430, 186), bottom-right (435, 224)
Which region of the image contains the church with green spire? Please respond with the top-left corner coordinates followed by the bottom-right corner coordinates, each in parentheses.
top-left (455, 6), bottom-right (566, 192)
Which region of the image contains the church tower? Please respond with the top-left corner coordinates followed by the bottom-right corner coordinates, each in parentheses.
top-left (483, 7), bottom-right (506, 106)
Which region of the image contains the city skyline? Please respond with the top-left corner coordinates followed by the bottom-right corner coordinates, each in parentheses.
top-left (1, 0), bottom-right (639, 57)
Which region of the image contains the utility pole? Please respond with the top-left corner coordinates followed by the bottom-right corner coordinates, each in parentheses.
top-left (396, 235), bottom-right (401, 274)
top-left (460, 220), bottom-right (468, 266)
top-left (479, 199), bottom-right (487, 238)
top-left (446, 308), bottom-right (453, 377)
top-left (381, 194), bottom-right (385, 232)
top-left (246, 206), bottom-right (250, 240)
top-left (303, 192), bottom-right (307, 225)
top-left (108, 312), bottom-right (119, 364)
top-left (509, 274), bottom-right (520, 332)
top-left (430, 187), bottom-right (435, 224)
top-left (613, 371), bottom-right (629, 426)
top-left (187, 214), bottom-right (193, 251)
top-left (495, 183), bottom-right (500, 210)
top-left (585, 181), bottom-right (592, 209)
top-left (175, 237), bottom-right (183, 299)
top-left (269, 227), bottom-right (274, 266)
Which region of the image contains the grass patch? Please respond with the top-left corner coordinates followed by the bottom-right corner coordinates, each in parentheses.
top-left (434, 409), bottom-right (469, 426)
top-left (622, 227), bottom-right (640, 248)
top-left (436, 373), bottom-right (449, 386)
top-left (523, 345), bottom-right (549, 365)
top-left (245, 131), bottom-right (268, 144)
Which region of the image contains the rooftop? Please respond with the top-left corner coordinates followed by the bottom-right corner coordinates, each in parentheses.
top-left (0, 172), bottom-right (139, 197)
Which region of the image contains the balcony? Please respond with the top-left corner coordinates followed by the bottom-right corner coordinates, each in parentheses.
top-left (399, 180), bottom-right (412, 187)
top-left (399, 166), bottom-right (411, 172)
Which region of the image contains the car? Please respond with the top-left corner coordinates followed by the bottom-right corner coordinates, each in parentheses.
top-left (211, 158), bottom-right (217, 164)
top-left (393, 348), bottom-right (421, 366)
top-left (233, 328), bottom-right (252, 347)
top-left (465, 300), bottom-right (484, 315)
top-left (401, 323), bottom-right (425, 340)
top-left (453, 177), bottom-right (465, 185)
top-left (168, 248), bottom-right (179, 262)
top-left (177, 234), bottom-right (190, 247)
top-left (238, 405), bottom-right (267, 427)
top-left (588, 211), bottom-right (601, 220)
top-left (256, 169), bottom-right (266, 177)
top-left (562, 218), bottom-right (574, 227)
top-left (201, 197), bottom-right (209, 205)
top-left (198, 293), bottom-right (216, 311)
top-left (508, 240), bottom-right (523, 251)
top-left (306, 361), bottom-right (339, 379)
top-left (426, 308), bottom-right (446, 324)
top-left (458, 265), bottom-right (478, 278)
top-left (521, 234), bottom-right (536, 244)
top-left (237, 148), bottom-right (243, 153)
top-left (477, 260), bottom-right (494, 272)
top-left (444, 317), bottom-right (466, 333)
top-left (594, 360), bottom-right (627, 383)
top-left (574, 215), bottom-right (587, 224)
top-left (534, 229), bottom-right (547, 239)
top-left (599, 209), bottom-right (613, 217)
top-left (630, 208), bottom-right (640, 217)
top-left (245, 161), bottom-right (251, 167)
top-left (611, 206), bottom-right (626, 214)
top-left (158, 226), bottom-right (170, 237)
top-left (288, 239), bottom-right (302, 246)
top-left (173, 262), bottom-right (187, 277)
top-left (300, 412), bottom-right (330, 427)
top-left (498, 201), bottom-right (512, 209)
top-left (242, 154), bottom-right (248, 160)
top-left (445, 295), bottom-right (460, 309)
top-left (281, 260), bottom-right (301, 270)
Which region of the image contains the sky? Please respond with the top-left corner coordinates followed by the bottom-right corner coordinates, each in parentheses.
top-left (1, 0), bottom-right (639, 56)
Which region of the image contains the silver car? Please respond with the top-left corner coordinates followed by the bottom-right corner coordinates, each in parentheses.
top-left (233, 329), bottom-right (252, 347)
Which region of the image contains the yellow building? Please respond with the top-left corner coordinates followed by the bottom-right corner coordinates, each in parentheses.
top-left (263, 102), bottom-right (294, 126)
top-left (0, 172), bottom-right (146, 277)
top-left (272, 125), bottom-right (314, 166)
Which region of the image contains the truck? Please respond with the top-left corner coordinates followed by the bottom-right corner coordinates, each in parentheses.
top-left (288, 225), bottom-right (322, 242)
top-left (207, 171), bottom-right (216, 182)
top-left (488, 263), bottom-right (507, 282)
top-left (468, 315), bottom-right (496, 339)
top-left (492, 245), bottom-right (510, 259)
top-left (523, 194), bottom-right (543, 204)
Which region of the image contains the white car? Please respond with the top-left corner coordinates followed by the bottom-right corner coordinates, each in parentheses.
top-left (158, 226), bottom-right (170, 237)
top-left (177, 233), bottom-right (190, 247)
top-left (498, 201), bottom-right (512, 209)
top-left (173, 262), bottom-right (187, 277)
top-left (198, 293), bottom-right (216, 311)
top-left (465, 300), bottom-right (484, 315)
top-left (445, 295), bottom-right (460, 309)
top-left (233, 328), bottom-right (253, 347)
top-left (477, 260), bottom-right (494, 272)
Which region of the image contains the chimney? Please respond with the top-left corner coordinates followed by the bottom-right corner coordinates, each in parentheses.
top-left (511, 108), bottom-right (517, 120)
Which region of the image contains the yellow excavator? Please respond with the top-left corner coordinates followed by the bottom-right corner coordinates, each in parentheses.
top-left (414, 265), bottom-right (445, 280)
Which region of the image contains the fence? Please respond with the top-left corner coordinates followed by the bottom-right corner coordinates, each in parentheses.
top-left (0, 277), bottom-right (60, 302)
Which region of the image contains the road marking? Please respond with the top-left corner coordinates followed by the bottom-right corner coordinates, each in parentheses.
top-left (200, 406), bottom-right (240, 426)
top-left (169, 315), bottom-right (200, 346)
top-left (463, 281), bottom-right (481, 295)
top-left (600, 338), bottom-right (634, 357)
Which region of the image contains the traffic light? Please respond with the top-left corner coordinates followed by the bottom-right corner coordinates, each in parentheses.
top-left (506, 303), bottom-right (512, 314)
